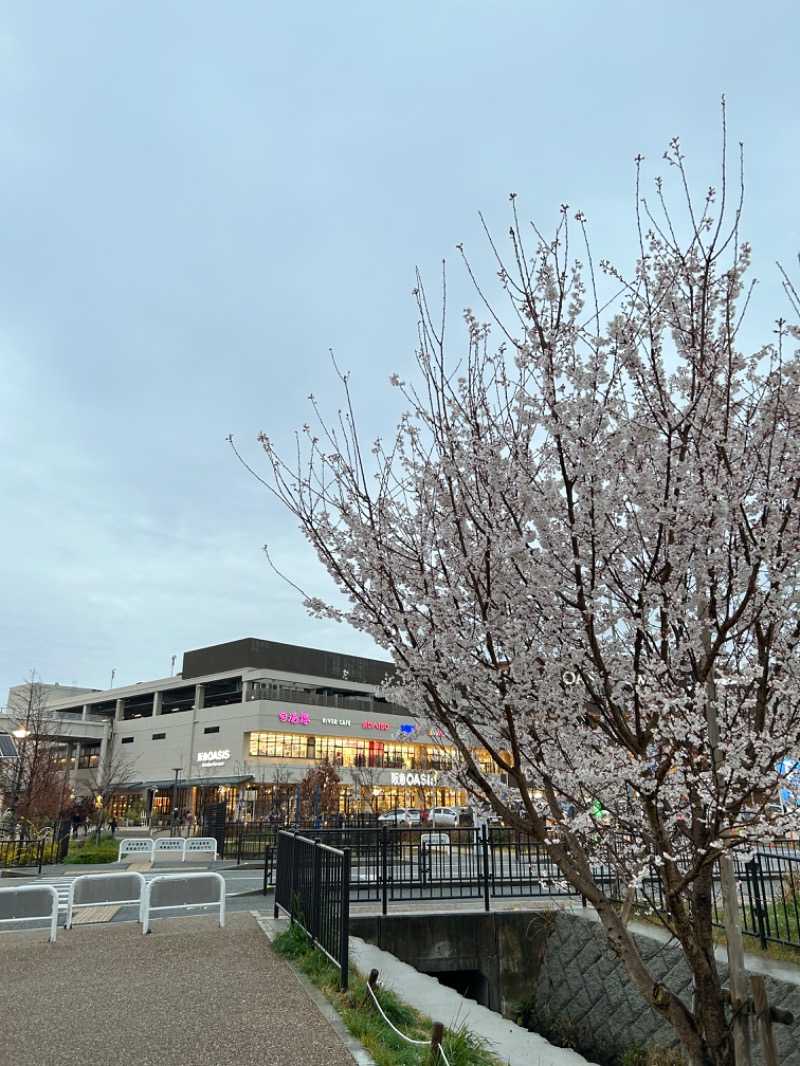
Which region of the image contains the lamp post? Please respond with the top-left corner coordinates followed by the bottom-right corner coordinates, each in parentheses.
top-left (171, 767), bottom-right (182, 837)
top-left (10, 728), bottom-right (30, 842)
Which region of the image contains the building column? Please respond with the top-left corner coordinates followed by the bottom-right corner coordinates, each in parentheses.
top-left (72, 741), bottom-right (82, 784)
top-left (98, 720), bottom-right (112, 794)
top-left (115, 698), bottom-right (124, 723)
top-left (153, 691), bottom-right (163, 717)
top-left (194, 684), bottom-right (204, 710)
top-left (68, 742), bottom-right (80, 789)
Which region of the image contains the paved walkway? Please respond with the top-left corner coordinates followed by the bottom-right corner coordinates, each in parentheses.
top-left (0, 911), bottom-right (361, 1066)
top-left (2, 860), bottom-right (595, 1064)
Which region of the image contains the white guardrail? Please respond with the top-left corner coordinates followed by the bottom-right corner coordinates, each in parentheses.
top-left (66, 872), bottom-right (147, 929)
top-left (0, 871), bottom-right (226, 938)
top-left (0, 884), bottom-right (59, 941)
top-left (117, 838), bottom-right (218, 862)
top-left (141, 872), bottom-right (225, 934)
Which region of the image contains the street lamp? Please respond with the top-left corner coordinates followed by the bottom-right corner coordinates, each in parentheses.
top-left (171, 767), bottom-right (182, 837)
top-left (9, 728), bottom-right (30, 841)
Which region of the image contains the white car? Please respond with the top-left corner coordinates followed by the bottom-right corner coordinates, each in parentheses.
top-left (377, 808), bottom-right (422, 828)
top-left (427, 806), bottom-right (458, 827)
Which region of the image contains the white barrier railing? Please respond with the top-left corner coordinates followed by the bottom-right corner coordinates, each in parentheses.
top-left (0, 884), bottom-right (59, 942)
top-left (183, 837), bottom-right (218, 861)
top-left (153, 838), bottom-right (185, 859)
top-left (117, 837), bottom-right (219, 863)
top-left (141, 872), bottom-right (225, 934)
top-left (118, 839), bottom-right (155, 862)
top-left (66, 872), bottom-right (147, 929)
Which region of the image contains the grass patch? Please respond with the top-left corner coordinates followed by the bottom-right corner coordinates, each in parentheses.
top-left (63, 834), bottom-right (119, 864)
top-left (271, 922), bottom-right (503, 1066)
top-left (629, 904), bottom-right (800, 967)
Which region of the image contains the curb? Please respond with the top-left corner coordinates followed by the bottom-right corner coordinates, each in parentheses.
top-left (252, 911), bottom-right (377, 1066)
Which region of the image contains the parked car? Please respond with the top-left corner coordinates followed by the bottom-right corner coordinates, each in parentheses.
top-left (407, 807), bottom-right (429, 823)
top-left (377, 808), bottom-right (422, 828)
top-left (427, 806), bottom-right (458, 827)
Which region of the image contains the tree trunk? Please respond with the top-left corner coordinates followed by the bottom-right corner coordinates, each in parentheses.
top-left (589, 892), bottom-right (734, 1066)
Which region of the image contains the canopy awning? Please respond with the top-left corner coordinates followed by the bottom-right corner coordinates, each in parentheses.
top-left (144, 774), bottom-right (255, 790)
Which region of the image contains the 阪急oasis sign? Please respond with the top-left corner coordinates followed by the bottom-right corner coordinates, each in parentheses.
top-left (197, 749), bottom-right (231, 767)
top-left (390, 771), bottom-right (438, 787)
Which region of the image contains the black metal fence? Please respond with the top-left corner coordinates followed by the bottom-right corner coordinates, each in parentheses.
top-left (728, 846), bottom-right (800, 950)
top-left (0, 824), bottom-right (71, 873)
top-left (0, 837), bottom-right (46, 873)
top-left (267, 825), bottom-right (579, 913)
top-left (274, 830), bottom-right (351, 990)
top-left (594, 837), bottom-right (800, 952)
top-left (261, 824), bottom-right (800, 953)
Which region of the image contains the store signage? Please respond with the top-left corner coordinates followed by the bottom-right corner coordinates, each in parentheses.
top-left (197, 749), bottom-right (230, 767)
top-left (396, 723), bottom-right (445, 738)
top-left (279, 712), bottom-right (310, 725)
top-left (390, 771), bottom-right (438, 787)
top-left (322, 717), bottom-right (352, 726)
top-left (362, 720), bottom-right (390, 731)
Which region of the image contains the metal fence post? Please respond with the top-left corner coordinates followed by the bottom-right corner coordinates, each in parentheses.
top-left (745, 855), bottom-right (768, 951)
top-left (263, 842), bottom-right (273, 896)
top-left (311, 838), bottom-right (322, 948)
top-left (481, 824), bottom-right (490, 912)
top-left (340, 847), bottom-right (351, 992)
top-left (381, 824), bottom-right (388, 916)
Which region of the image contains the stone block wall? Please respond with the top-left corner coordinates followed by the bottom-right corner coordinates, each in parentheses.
top-left (534, 911), bottom-right (800, 1066)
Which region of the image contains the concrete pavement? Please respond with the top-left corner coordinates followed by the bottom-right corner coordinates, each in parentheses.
top-left (0, 911), bottom-right (364, 1066)
top-left (2, 858), bottom-right (593, 1065)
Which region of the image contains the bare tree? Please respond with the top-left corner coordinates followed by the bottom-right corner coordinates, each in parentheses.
top-left (83, 736), bottom-right (140, 841)
top-left (298, 761), bottom-right (342, 824)
top-left (238, 121), bottom-right (800, 1066)
top-left (349, 760), bottom-right (385, 814)
top-left (1, 671), bottom-right (71, 838)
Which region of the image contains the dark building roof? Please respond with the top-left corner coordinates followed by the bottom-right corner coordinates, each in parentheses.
top-left (181, 637), bottom-right (395, 686)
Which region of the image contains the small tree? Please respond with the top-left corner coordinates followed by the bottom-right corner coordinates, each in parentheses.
top-left (1, 671), bottom-right (72, 837)
top-left (298, 761), bottom-right (342, 824)
top-left (83, 739), bottom-right (140, 842)
top-left (240, 121), bottom-right (800, 1066)
top-left (350, 760), bottom-right (385, 814)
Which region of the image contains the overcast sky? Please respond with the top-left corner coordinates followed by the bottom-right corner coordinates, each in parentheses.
top-left (1, 1), bottom-right (798, 701)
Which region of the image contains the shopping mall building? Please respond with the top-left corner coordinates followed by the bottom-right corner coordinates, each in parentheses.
top-left (3, 638), bottom-right (498, 822)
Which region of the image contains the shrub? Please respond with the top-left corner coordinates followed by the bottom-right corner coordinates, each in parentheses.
top-left (64, 834), bottom-right (119, 864)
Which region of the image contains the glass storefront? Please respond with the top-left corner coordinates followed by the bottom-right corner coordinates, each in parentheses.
top-left (247, 731), bottom-right (491, 773)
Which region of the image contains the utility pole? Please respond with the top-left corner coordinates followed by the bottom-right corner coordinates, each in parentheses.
top-left (171, 767), bottom-right (182, 837)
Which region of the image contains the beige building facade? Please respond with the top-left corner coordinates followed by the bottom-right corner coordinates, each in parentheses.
top-left (4, 638), bottom-right (490, 823)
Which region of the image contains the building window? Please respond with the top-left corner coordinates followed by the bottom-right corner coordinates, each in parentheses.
top-left (152, 732), bottom-right (166, 741)
top-left (249, 732), bottom-right (313, 759)
top-left (204, 726), bottom-right (220, 734)
top-left (121, 737), bottom-right (134, 745)
top-left (78, 745), bottom-right (100, 769)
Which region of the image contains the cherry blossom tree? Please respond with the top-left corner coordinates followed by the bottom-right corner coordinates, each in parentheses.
top-left (236, 126), bottom-right (800, 1066)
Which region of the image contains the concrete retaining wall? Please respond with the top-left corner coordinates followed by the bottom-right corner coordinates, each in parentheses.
top-left (350, 908), bottom-right (800, 1065)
